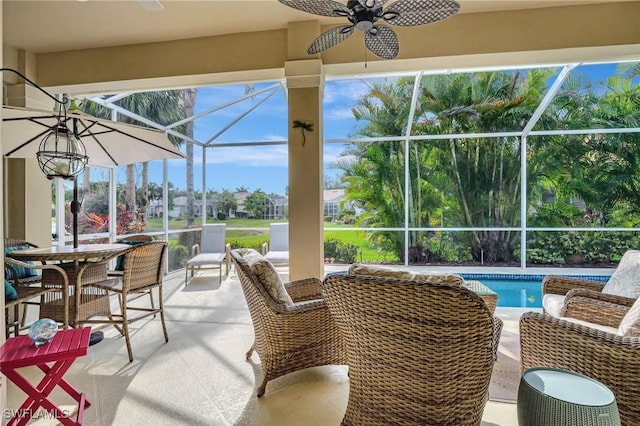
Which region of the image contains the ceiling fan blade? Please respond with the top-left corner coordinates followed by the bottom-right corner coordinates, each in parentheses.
top-left (357, 0), bottom-right (388, 10)
top-left (278, 0), bottom-right (350, 17)
top-left (383, 0), bottom-right (460, 26)
top-left (308, 25), bottom-right (355, 54)
top-left (364, 25), bottom-right (399, 59)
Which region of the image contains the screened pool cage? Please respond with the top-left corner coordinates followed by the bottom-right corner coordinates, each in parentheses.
top-left (53, 60), bottom-right (640, 272)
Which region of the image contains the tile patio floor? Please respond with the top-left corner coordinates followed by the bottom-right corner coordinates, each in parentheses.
top-left (5, 264), bottom-right (567, 426)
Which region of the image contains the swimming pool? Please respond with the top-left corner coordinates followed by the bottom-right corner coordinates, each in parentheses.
top-left (460, 273), bottom-right (610, 308)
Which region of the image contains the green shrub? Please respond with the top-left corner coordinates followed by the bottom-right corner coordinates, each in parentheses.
top-left (168, 240), bottom-right (188, 269)
top-left (178, 228), bottom-right (200, 255)
top-left (324, 238), bottom-right (359, 263)
top-left (227, 239), bottom-right (264, 252)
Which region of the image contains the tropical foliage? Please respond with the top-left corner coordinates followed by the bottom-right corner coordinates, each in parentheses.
top-left (80, 90), bottom-right (187, 229)
top-left (337, 67), bottom-right (640, 264)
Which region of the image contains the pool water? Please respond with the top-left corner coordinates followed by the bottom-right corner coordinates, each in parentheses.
top-left (478, 279), bottom-right (543, 308)
top-left (460, 273), bottom-right (610, 309)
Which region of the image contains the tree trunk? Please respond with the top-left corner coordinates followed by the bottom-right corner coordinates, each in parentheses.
top-left (184, 88), bottom-right (197, 226)
top-left (126, 164), bottom-right (136, 211)
top-left (141, 162), bottom-right (149, 222)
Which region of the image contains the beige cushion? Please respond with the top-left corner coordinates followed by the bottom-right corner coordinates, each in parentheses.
top-left (602, 250), bottom-right (640, 298)
top-left (542, 294), bottom-right (566, 318)
top-left (347, 264), bottom-right (464, 286)
top-left (618, 297), bottom-right (640, 337)
top-left (560, 316), bottom-right (619, 335)
top-left (243, 250), bottom-right (293, 306)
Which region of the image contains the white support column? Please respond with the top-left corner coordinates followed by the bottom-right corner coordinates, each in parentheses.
top-left (285, 59), bottom-right (324, 280)
top-left (3, 50), bottom-right (53, 248)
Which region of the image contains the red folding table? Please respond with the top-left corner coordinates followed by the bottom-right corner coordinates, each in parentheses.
top-left (0, 327), bottom-right (92, 426)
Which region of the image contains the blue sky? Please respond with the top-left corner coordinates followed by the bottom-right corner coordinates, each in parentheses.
top-left (115, 61), bottom-right (635, 196)
top-left (132, 78), bottom-right (373, 195)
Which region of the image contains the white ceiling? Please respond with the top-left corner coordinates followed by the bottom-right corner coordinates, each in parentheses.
top-left (3, 0), bottom-right (628, 54)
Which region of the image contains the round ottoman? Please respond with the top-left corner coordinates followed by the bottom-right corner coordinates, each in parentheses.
top-left (517, 367), bottom-right (620, 426)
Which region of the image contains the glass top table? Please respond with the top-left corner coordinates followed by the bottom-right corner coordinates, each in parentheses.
top-left (463, 280), bottom-right (497, 314)
top-left (518, 367), bottom-right (620, 426)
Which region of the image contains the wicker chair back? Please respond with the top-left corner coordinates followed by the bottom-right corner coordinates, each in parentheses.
top-left (323, 274), bottom-right (502, 426)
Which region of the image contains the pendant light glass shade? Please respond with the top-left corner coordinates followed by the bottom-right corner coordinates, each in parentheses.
top-left (36, 122), bottom-right (88, 180)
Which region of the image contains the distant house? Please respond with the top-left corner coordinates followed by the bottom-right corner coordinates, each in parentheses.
top-left (149, 189), bottom-right (355, 221)
top-left (265, 194), bottom-right (287, 219)
top-left (231, 191), bottom-right (251, 218)
top-left (231, 191), bottom-right (288, 219)
top-left (148, 196), bottom-right (216, 219)
top-left (323, 189), bottom-right (345, 221)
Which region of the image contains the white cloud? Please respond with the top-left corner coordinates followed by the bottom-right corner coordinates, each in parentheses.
top-left (193, 145), bottom-right (289, 167)
top-left (324, 79), bottom-right (372, 104)
top-left (324, 145), bottom-right (355, 168)
top-left (265, 134), bottom-right (287, 141)
top-left (324, 106), bottom-right (354, 121)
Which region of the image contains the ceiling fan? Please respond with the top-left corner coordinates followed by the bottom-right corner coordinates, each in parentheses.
top-left (278, 0), bottom-right (461, 60)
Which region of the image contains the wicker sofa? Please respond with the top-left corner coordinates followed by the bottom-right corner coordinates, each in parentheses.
top-left (230, 249), bottom-right (347, 397)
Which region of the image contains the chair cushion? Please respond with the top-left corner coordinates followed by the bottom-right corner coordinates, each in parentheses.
top-left (542, 293), bottom-right (566, 318)
top-left (243, 250), bottom-right (293, 306)
top-left (347, 263), bottom-right (464, 286)
top-left (187, 252), bottom-right (226, 266)
top-left (618, 296), bottom-right (640, 337)
top-left (263, 250), bottom-right (289, 266)
top-left (4, 245), bottom-right (37, 279)
top-left (559, 316), bottom-right (619, 335)
top-left (602, 250), bottom-right (640, 298)
top-left (4, 279), bottom-right (17, 301)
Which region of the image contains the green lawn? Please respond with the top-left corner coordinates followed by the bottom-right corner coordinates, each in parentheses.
top-left (147, 218), bottom-right (396, 262)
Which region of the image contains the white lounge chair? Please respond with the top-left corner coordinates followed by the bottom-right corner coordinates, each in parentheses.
top-left (262, 223), bottom-right (289, 266)
top-left (185, 224), bottom-right (230, 285)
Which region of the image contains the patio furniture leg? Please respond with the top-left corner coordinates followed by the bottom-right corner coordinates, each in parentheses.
top-left (246, 343), bottom-right (254, 360)
top-left (149, 291), bottom-right (156, 318)
top-left (159, 283), bottom-right (169, 343)
top-left (256, 376), bottom-right (268, 398)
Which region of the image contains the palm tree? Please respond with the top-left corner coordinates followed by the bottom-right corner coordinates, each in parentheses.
top-left (217, 189), bottom-right (237, 219)
top-left (244, 190), bottom-right (267, 218)
top-left (341, 70), bottom-right (564, 263)
top-left (82, 90), bottom-right (186, 224)
top-left (184, 89), bottom-right (197, 226)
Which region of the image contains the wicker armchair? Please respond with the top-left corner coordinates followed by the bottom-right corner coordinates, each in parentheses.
top-left (543, 275), bottom-right (635, 316)
top-left (542, 250), bottom-right (640, 317)
top-left (521, 311), bottom-right (640, 426)
top-left (230, 250), bottom-right (346, 397)
top-left (322, 274), bottom-right (502, 426)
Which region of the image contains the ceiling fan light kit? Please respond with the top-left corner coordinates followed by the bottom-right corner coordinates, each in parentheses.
top-left (278, 0), bottom-right (460, 59)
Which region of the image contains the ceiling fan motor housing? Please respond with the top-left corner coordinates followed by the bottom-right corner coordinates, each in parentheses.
top-left (347, 0), bottom-right (382, 31)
